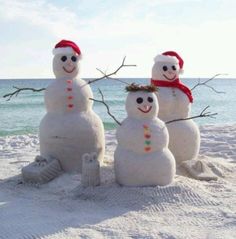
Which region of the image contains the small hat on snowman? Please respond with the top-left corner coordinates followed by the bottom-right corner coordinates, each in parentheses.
top-left (154, 51), bottom-right (184, 74)
top-left (52, 39), bottom-right (82, 59)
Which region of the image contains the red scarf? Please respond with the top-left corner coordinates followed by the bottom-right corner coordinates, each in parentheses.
top-left (151, 78), bottom-right (193, 103)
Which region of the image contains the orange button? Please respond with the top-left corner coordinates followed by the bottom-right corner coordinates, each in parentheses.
top-left (144, 147), bottom-right (151, 152)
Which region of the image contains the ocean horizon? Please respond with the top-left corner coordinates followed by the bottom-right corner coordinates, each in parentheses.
top-left (0, 77), bottom-right (236, 137)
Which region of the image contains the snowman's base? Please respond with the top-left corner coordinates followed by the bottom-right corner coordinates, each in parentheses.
top-left (22, 155), bottom-right (62, 184)
top-left (166, 119), bottom-right (201, 164)
top-left (181, 159), bottom-right (218, 181)
top-left (114, 147), bottom-right (175, 187)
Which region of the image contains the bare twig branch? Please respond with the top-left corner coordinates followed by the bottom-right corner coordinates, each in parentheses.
top-left (89, 88), bottom-right (121, 126)
top-left (3, 57), bottom-right (135, 101)
top-left (165, 106), bottom-right (217, 124)
top-left (3, 86), bottom-right (46, 101)
top-left (202, 84), bottom-right (226, 94)
top-left (110, 77), bottom-right (131, 85)
top-left (87, 56), bottom-right (136, 85)
top-left (191, 73), bottom-right (227, 93)
top-left (95, 67), bottom-right (130, 85)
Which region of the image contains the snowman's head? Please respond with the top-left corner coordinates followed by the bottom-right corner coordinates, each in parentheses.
top-left (125, 84), bottom-right (158, 119)
top-left (52, 40), bottom-right (82, 79)
top-left (53, 53), bottom-right (80, 78)
top-left (152, 51), bottom-right (184, 82)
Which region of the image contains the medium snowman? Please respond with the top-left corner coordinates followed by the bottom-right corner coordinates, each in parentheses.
top-left (151, 51), bottom-right (200, 164)
top-left (114, 84), bottom-right (175, 186)
top-left (22, 40), bottom-right (105, 183)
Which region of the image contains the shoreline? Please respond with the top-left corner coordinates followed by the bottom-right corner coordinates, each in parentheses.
top-left (1, 122), bottom-right (236, 138)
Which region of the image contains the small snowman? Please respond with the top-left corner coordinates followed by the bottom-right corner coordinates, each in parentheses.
top-left (114, 84), bottom-right (175, 186)
top-left (22, 40), bottom-right (105, 183)
top-left (151, 51), bottom-right (200, 165)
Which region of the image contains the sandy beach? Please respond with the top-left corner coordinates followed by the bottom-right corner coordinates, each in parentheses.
top-left (0, 124), bottom-right (236, 239)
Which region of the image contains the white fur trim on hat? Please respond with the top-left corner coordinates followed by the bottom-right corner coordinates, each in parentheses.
top-left (154, 54), bottom-right (179, 64)
top-left (53, 47), bottom-right (81, 57)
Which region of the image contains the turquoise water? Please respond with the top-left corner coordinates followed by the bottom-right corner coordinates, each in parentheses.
top-left (0, 78), bottom-right (235, 136)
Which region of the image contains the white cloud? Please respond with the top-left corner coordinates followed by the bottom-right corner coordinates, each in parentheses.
top-left (0, 0), bottom-right (80, 38)
top-left (0, 0), bottom-right (235, 78)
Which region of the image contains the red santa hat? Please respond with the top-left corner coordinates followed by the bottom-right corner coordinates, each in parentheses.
top-left (154, 51), bottom-right (184, 74)
top-left (52, 40), bottom-right (82, 58)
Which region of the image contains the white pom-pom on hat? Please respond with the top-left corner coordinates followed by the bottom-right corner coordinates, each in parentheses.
top-left (52, 39), bottom-right (82, 59)
top-left (154, 54), bottom-right (179, 64)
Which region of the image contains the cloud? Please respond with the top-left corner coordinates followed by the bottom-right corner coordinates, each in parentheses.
top-left (0, 0), bottom-right (235, 78)
top-left (0, 0), bottom-right (80, 38)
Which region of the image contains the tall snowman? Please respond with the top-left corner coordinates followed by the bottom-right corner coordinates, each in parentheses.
top-left (114, 84), bottom-right (175, 186)
top-left (151, 51), bottom-right (200, 164)
top-left (22, 40), bottom-right (105, 183)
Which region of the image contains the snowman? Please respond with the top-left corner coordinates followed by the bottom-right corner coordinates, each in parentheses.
top-left (114, 84), bottom-right (175, 186)
top-left (150, 51), bottom-right (200, 165)
top-left (22, 40), bottom-right (105, 183)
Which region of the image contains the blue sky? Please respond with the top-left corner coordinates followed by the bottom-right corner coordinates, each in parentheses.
top-left (0, 0), bottom-right (236, 78)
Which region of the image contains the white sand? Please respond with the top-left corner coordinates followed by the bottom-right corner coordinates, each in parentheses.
top-left (0, 124), bottom-right (236, 239)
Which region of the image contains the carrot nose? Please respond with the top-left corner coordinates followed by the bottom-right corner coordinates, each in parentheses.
top-left (68, 61), bottom-right (74, 67)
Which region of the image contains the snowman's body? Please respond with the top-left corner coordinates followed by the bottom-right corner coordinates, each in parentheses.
top-left (156, 87), bottom-right (200, 163)
top-left (40, 78), bottom-right (104, 172)
top-left (151, 52), bottom-right (200, 164)
top-left (39, 41), bottom-right (105, 173)
top-left (114, 88), bottom-right (175, 186)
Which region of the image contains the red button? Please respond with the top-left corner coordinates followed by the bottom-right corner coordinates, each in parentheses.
top-left (67, 96), bottom-right (74, 100)
top-left (68, 104), bottom-right (74, 108)
top-left (67, 88), bottom-right (72, 91)
top-left (67, 80), bottom-right (73, 84)
top-left (144, 134), bottom-right (151, 139)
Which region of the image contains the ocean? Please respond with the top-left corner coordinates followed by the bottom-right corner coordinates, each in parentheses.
top-left (0, 78), bottom-right (235, 136)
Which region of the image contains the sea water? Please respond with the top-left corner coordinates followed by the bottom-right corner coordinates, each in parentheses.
top-left (0, 78), bottom-right (235, 136)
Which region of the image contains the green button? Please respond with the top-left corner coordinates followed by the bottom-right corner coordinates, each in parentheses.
top-left (145, 140), bottom-right (151, 145)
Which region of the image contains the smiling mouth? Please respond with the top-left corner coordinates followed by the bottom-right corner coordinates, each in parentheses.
top-left (138, 106), bottom-right (152, 113)
top-left (163, 74), bottom-right (176, 81)
top-left (63, 67), bottom-right (75, 73)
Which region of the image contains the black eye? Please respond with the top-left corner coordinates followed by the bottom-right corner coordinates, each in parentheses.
top-left (61, 56), bottom-right (67, 62)
top-left (147, 97), bottom-right (153, 103)
top-left (71, 56), bottom-right (77, 62)
top-left (172, 65), bottom-right (176, 71)
top-left (136, 97), bottom-right (143, 104)
top-left (163, 66), bottom-right (168, 71)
